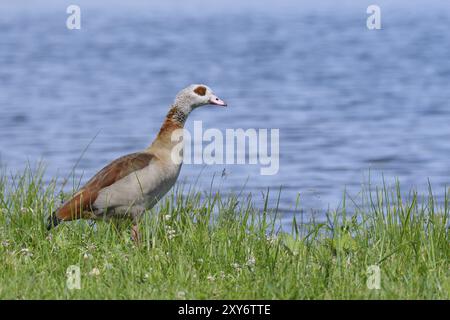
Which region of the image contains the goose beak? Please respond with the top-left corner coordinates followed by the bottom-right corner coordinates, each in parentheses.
top-left (209, 95), bottom-right (227, 107)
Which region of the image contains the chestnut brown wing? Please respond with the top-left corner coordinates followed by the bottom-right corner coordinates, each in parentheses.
top-left (54, 152), bottom-right (154, 222)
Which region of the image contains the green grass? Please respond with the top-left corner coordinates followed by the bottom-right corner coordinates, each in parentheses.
top-left (0, 167), bottom-right (448, 299)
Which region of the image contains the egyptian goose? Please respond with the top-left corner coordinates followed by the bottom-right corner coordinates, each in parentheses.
top-left (47, 84), bottom-right (227, 241)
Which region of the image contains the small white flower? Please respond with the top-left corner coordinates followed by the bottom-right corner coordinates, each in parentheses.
top-left (176, 291), bottom-right (186, 299)
top-left (89, 268), bottom-right (100, 276)
top-left (164, 215), bottom-right (171, 221)
top-left (246, 256), bottom-right (256, 267)
top-left (266, 235), bottom-right (277, 245)
top-left (20, 248), bottom-right (33, 258)
top-left (83, 253), bottom-right (92, 260)
top-left (207, 274), bottom-right (215, 281)
top-left (231, 263), bottom-right (242, 273)
top-left (165, 225), bottom-right (177, 240)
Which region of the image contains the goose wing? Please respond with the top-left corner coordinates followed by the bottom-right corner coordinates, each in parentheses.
top-left (52, 152), bottom-right (155, 223)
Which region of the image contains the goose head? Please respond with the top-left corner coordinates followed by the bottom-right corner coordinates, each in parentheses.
top-left (174, 84), bottom-right (227, 113)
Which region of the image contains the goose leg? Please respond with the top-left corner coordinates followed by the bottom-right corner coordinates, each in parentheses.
top-left (131, 224), bottom-right (140, 244)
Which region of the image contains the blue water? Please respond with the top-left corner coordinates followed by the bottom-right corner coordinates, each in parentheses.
top-left (0, 1), bottom-right (449, 226)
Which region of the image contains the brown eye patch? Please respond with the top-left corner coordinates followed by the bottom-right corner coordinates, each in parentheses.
top-left (194, 86), bottom-right (207, 96)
